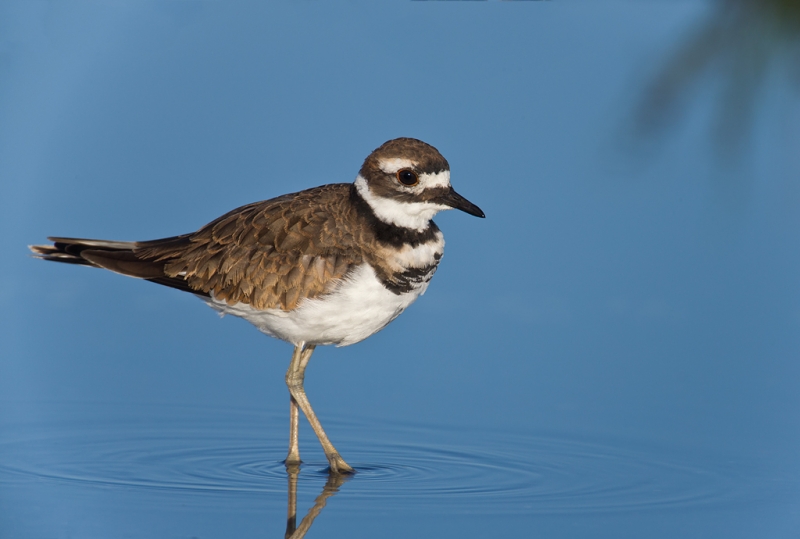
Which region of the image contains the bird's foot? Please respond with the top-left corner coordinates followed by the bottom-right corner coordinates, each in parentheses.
top-left (284, 451), bottom-right (302, 469)
top-left (326, 453), bottom-right (355, 475)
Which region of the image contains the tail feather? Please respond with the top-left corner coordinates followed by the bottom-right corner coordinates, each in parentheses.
top-left (29, 236), bottom-right (208, 297)
top-left (30, 237), bottom-right (137, 266)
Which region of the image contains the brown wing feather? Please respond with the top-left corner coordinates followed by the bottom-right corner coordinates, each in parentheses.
top-left (134, 184), bottom-right (363, 310)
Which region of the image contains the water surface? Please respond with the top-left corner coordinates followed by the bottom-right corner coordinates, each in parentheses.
top-left (1, 402), bottom-right (794, 538)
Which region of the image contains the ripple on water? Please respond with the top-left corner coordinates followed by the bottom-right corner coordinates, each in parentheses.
top-left (0, 404), bottom-right (756, 515)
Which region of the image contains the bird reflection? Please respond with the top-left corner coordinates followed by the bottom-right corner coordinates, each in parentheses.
top-left (636, 0), bottom-right (800, 155)
top-left (284, 464), bottom-right (348, 539)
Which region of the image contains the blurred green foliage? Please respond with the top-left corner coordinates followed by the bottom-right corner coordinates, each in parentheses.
top-left (637, 0), bottom-right (800, 155)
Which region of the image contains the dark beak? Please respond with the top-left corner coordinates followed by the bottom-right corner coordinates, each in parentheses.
top-left (438, 187), bottom-right (485, 218)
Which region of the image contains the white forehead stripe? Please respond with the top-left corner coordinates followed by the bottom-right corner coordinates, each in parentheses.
top-left (355, 175), bottom-right (451, 232)
top-left (378, 158), bottom-right (417, 174)
top-left (419, 170), bottom-right (450, 190)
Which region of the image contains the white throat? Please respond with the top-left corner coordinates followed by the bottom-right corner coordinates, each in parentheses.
top-left (354, 175), bottom-right (450, 232)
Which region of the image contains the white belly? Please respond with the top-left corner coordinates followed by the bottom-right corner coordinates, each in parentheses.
top-left (203, 263), bottom-right (430, 347)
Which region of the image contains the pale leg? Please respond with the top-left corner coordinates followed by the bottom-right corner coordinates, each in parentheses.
top-left (285, 396), bottom-right (301, 466)
top-left (285, 343), bottom-right (354, 474)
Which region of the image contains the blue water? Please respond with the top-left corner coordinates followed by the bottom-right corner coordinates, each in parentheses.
top-left (1, 404), bottom-right (749, 511)
top-left (1, 402), bottom-right (796, 537)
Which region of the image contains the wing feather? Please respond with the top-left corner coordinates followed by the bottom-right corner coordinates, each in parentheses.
top-left (138, 184), bottom-right (362, 310)
top-left (31, 184), bottom-right (364, 310)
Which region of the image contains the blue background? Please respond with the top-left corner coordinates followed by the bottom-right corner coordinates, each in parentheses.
top-left (1, 1), bottom-right (799, 537)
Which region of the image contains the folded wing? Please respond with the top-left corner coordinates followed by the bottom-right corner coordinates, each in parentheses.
top-left (30, 184), bottom-right (363, 311)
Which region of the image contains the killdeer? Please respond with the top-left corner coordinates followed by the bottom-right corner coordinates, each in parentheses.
top-left (30, 138), bottom-right (484, 474)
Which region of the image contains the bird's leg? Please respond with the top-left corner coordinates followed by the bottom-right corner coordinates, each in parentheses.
top-left (285, 343), bottom-right (354, 474)
top-left (285, 345), bottom-right (305, 466)
top-left (286, 395), bottom-right (301, 466)
top-left (285, 346), bottom-right (304, 466)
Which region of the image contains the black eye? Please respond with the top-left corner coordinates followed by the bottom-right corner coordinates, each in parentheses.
top-left (396, 169), bottom-right (419, 186)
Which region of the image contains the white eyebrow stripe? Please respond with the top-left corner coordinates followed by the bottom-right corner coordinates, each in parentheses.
top-left (378, 158), bottom-right (417, 174)
top-left (419, 170), bottom-right (450, 190)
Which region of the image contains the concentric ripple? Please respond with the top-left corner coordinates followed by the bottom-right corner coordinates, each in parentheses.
top-left (0, 404), bottom-right (759, 515)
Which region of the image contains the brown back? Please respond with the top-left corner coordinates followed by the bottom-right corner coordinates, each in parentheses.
top-left (135, 184), bottom-right (363, 311)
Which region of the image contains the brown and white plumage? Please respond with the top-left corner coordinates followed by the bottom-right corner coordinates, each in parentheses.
top-left (32, 186), bottom-right (360, 310)
top-left (30, 137), bottom-right (484, 473)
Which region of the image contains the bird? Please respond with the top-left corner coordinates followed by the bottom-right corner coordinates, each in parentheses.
top-left (30, 137), bottom-right (485, 474)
